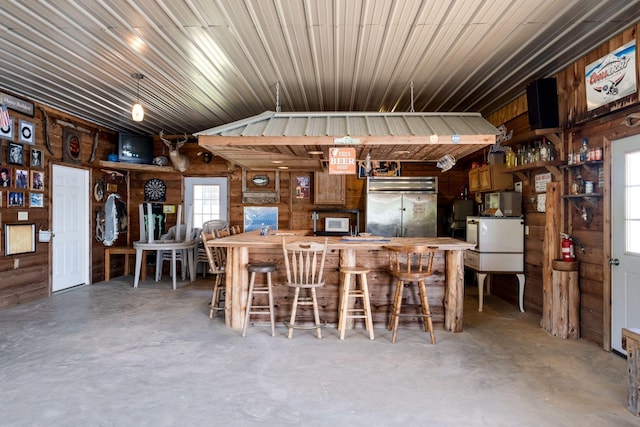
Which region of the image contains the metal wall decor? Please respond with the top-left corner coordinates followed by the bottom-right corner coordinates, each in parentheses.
top-left (63, 128), bottom-right (81, 163)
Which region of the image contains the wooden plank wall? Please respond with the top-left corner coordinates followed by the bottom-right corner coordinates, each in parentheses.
top-left (484, 24), bottom-right (640, 348)
top-left (0, 101), bottom-right (118, 307)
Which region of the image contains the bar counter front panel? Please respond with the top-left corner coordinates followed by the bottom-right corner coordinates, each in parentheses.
top-left (208, 230), bottom-right (474, 333)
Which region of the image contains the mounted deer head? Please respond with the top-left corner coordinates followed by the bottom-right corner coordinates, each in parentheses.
top-left (159, 130), bottom-right (190, 173)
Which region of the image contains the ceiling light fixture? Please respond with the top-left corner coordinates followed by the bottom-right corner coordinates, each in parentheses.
top-left (131, 73), bottom-right (144, 122)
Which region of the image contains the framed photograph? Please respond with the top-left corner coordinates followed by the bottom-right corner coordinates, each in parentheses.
top-left (15, 169), bottom-right (28, 189)
top-left (29, 192), bottom-right (43, 208)
top-left (18, 120), bottom-right (35, 145)
top-left (30, 170), bottom-right (44, 190)
top-left (5, 223), bottom-right (36, 256)
top-left (0, 117), bottom-right (13, 140)
top-left (63, 128), bottom-right (81, 163)
top-left (0, 166), bottom-right (11, 187)
top-left (8, 191), bottom-right (25, 208)
top-left (7, 142), bottom-right (24, 165)
top-left (30, 148), bottom-right (42, 168)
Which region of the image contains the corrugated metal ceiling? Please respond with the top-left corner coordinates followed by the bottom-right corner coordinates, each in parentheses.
top-left (1, 0), bottom-right (639, 167)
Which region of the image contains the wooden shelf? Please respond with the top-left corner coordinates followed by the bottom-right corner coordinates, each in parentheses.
top-left (99, 160), bottom-right (178, 173)
top-left (562, 193), bottom-right (602, 209)
top-left (504, 160), bottom-right (563, 183)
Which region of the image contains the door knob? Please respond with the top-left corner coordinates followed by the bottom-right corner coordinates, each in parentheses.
top-left (609, 258), bottom-right (620, 266)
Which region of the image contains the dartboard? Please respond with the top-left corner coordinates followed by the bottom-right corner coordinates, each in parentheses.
top-left (144, 178), bottom-right (166, 202)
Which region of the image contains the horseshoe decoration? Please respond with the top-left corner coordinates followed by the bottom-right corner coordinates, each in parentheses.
top-left (89, 129), bottom-right (99, 162)
top-left (39, 106), bottom-right (55, 155)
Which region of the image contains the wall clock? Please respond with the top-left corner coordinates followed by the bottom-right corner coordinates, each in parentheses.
top-left (144, 178), bottom-right (166, 202)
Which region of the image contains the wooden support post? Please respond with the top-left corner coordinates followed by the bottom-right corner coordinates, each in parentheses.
top-left (444, 249), bottom-right (464, 332)
top-left (542, 182), bottom-right (561, 331)
top-left (622, 328), bottom-right (640, 416)
top-left (550, 260), bottom-right (580, 338)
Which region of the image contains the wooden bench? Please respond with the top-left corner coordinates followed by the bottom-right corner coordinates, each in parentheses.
top-left (622, 327), bottom-right (640, 416)
top-left (105, 247), bottom-right (146, 282)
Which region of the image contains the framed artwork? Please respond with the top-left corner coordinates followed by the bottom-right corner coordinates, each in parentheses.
top-left (8, 191), bottom-right (25, 208)
top-left (0, 166), bottom-right (11, 187)
top-left (0, 117), bottom-right (12, 140)
top-left (30, 148), bottom-right (42, 167)
top-left (294, 176), bottom-right (310, 199)
top-left (357, 160), bottom-right (401, 179)
top-left (243, 206), bottom-right (278, 232)
top-left (18, 120), bottom-right (35, 145)
top-left (63, 128), bottom-right (81, 163)
top-left (29, 192), bottom-right (43, 208)
top-left (15, 169), bottom-right (28, 189)
top-left (5, 223), bottom-right (36, 256)
top-left (30, 170), bottom-right (44, 190)
top-left (7, 142), bottom-right (24, 165)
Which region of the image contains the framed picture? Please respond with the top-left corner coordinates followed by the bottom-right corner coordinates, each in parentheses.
top-left (15, 169), bottom-right (28, 189)
top-left (357, 160), bottom-right (401, 179)
top-left (7, 142), bottom-right (24, 165)
top-left (8, 191), bottom-right (25, 207)
top-left (294, 176), bottom-right (310, 199)
top-left (30, 148), bottom-right (42, 168)
top-left (29, 192), bottom-right (43, 208)
top-left (63, 128), bottom-right (81, 163)
top-left (30, 170), bottom-right (44, 190)
top-left (5, 223), bottom-right (36, 256)
top-left (0, 117), bottom-right (12, 140)
top-left (18, 120), bottom-right (35, 145)
top-left (243, 206), bottom-right (278, 232)
top-left (0, 166), bottom-right (11, 187)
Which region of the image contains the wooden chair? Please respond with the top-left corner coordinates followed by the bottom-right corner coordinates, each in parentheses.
top-left (201, 230), bottom-right (226, 318)
top-left (282, 238), bottom-right (328, 339)
top-left (385, 245), bottom-right (438, 344)
top-left (195, 220), bottom-right (228, 277)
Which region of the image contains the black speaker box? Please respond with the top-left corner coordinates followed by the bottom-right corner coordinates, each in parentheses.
top-left (526, 78), bottom-right (559, 129)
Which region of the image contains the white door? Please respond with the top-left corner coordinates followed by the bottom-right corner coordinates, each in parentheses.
top-left (611, 134), bottom-right (640, 354)
top-left (184, 177), bottom-right (228, 228)
top-left (52, 165), bottom-right (90, 292)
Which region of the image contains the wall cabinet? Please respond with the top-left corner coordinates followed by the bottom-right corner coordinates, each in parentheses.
top-left (314, 172), bottom-right (346, 204)
top-left (468, 164), bottom-right (513, 193)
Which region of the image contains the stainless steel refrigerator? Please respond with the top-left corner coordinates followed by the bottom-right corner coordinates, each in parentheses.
top-left (365, 176), bottom-right (438, 237)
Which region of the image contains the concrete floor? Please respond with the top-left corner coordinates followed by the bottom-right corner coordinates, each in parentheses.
top-left (1, 276), bottom-right (638, 427)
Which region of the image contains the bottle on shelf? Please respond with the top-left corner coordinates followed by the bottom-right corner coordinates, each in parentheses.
top-left (539, 138), bottom-right (549, 162)
top-left (579, 137), bottom-right (588, 163)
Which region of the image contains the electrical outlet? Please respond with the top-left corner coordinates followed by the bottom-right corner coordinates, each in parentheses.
top-left (14, 258), bottom-right (20, 269)
top-left (525, 225), bottom-right (530, 235)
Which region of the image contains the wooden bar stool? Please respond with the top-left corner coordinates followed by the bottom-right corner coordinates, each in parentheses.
top-left (385, 245), bottom-right (438, 344)
top-left (242, 262), bottom-right (277, 337)
top-left (338, 266), bottom-right (374, 340)
top-left (282, 238), bottom-right (328, 339)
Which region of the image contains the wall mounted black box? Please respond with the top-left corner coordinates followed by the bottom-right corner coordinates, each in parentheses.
top-left (526, 78), bottom-right (559, 129)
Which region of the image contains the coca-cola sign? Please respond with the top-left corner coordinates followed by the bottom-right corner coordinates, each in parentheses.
top-left (585, 40), bottom-right (636, 111)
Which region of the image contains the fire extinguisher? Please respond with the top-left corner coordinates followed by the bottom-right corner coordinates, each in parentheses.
top-left (561, 233), bottom-right (576, 261)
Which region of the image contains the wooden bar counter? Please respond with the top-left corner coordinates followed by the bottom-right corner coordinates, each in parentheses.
top-left (208, 230), bottom-right (475, 333)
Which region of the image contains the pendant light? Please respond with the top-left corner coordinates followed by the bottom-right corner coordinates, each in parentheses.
top-left (131, 73), bottom-right (144, 122)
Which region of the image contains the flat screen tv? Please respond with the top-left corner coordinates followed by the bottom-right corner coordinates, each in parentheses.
top-left (118, 133), bottom-right (154, 164)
